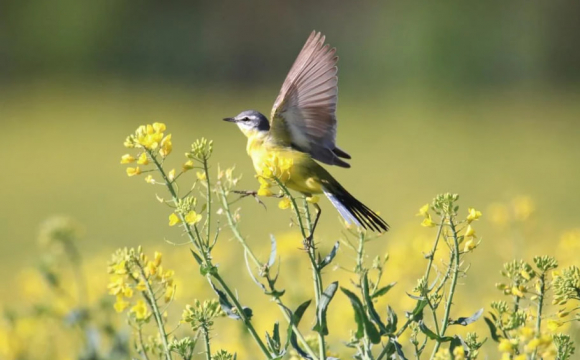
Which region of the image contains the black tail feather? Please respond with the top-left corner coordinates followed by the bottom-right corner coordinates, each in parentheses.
top-left (323, 181), bottom-right (389, 232)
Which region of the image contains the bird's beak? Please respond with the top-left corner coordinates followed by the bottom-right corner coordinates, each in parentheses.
top-left (223, 117), bottom-right (237, 123)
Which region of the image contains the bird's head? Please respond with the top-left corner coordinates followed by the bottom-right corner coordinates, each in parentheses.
top-left (223, 110), bottom-right (270, 138)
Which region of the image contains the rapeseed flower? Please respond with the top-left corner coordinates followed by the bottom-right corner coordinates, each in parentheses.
top-left (126, 167), bottom-right (141, 177)
top-left (130, 300), bottom-right (150, 320)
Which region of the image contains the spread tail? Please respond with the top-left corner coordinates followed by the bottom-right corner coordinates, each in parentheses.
top-left (322, 181), bottom-right (389, 232)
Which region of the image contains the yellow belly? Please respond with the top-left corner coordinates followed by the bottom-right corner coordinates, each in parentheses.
top-left (248, 140), bottom-right (324, 195)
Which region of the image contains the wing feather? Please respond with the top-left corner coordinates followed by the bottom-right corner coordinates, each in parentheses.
top-left (270, 31), bottom-right (350, 168)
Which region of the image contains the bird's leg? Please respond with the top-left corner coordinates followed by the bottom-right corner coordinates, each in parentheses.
top-left (304, 203), bottom-right (322, 250)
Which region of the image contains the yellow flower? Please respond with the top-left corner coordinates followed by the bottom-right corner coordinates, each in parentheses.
top-left (417, 203), bottom-right (430, 217)
top-left (547, 319), bottom-right (561, 331)
top-left (196, 171), bottom-right (207, 181)
top-left (122, 287), bottom-right (134, 298)
top-left (513, 196), bottom-right (534, 221)
top-left (126, 167), bottom-right (141, 177)
top-left (520, 270), bottom-right (531, 280)
top-left (130, 300), bottom-right (150, 320)
top-left (168, 168), bottom-right (176, 181)
top-left (137, 152), bottom-right (149, 165)
top-left (136, 281), bottom-right (146, 292)
top-left (488, 203), bottom-right (510, 226)
top-left (145, 175), bottom-right (155, 184)
top-left (111, 260), bottom-right (128, 275)
top-left (465, 225), bottom-right (476, 237)
top-left (421, 215), bottom-right (436, 227)
top-left (160, 134), bottom-right (172, 158)
top-left (185, 211), bottom-right (202, 225)
top-left (257, 187), bottom-right (273, 197)
top-left (153, 122), bottom-right (166, 133)
top-left (452, 346), bottom-right (465, 360)
top-left (526, 338), bottom-right (541, 352)
top-left (168, 213), bottom-right (181, 226)
top-left (278, 198), bottom-right (292, 210)
top-left (146, 260), bottom-right (158, 276)
top-left (463, 238), bottom-right (476, 252)
top-left (165, 286), bottom-right (175, 303)
top-left (114, 295), bottom-right (130, 313)
top-left (182, 160), bottom-right (194, 171)
top-left (120, 154), bottom-right (136, 164)
top-left (466, 208), bottom-right (482, 222)
top-left (511, 286), bottom-right (524, 297)
top-left (498, 338), bottom-right (514, 353)
top-left (153, 251), bottom-right (162, 267)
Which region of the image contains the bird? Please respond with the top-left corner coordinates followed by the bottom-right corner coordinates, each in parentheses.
top-left (223, 31), bottom-right (388, 233)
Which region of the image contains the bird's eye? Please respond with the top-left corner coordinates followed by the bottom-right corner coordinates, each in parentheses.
top-left (243, 117), bottom-right (250, 121)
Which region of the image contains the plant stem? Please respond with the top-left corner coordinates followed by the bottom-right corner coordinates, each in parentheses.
top-left (202, 158), bottom-right (212, 247)
top-left (211, 273), bottom-right (272, 357)
top-left (137, 264), bottom-right (173, 360)
top-left (218, 185), bottom-right (319, 360)
top-left (532, 273), bottom-right (546, 360)
top-left (276, 180), bottom-right (326, 359)
top-left (148, 150), bottom-right (272, 359)
top-left (430, 216), bottom-right (461, 358)
top-left (202, 326), bottom-right (212, 360)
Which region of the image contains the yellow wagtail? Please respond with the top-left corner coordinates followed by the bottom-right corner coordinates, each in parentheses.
top-left (224, 31), bottom-right (388, 233)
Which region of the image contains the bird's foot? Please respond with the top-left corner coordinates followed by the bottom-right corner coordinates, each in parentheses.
top-left (302, 234), bottom-right (316, 251)
top-left (233, 190), bottom-right (267, 209)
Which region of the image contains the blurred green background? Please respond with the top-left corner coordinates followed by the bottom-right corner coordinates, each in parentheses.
top-left (1, 0), bottom-right (580, 357)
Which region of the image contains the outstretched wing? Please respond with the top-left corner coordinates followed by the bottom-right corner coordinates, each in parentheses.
top-left (270, 31), bottom-right (351, 168)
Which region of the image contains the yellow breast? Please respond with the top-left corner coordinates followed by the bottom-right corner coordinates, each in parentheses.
top-left (246, 134), bottom-right (324, 194)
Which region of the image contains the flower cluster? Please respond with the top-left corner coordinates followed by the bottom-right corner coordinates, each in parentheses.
top-left (497, 327), bottom-right (555, 359)
top-left (107, 247), bottom-right (176, 318)
top-left (168, 196), bottom-right (203, 227)
top-left (260, 152), bottom-right (293, 183)
top-left (121, 122), bottom-right (172, 178)
top-left (181, 299), bottom-right (224, 331)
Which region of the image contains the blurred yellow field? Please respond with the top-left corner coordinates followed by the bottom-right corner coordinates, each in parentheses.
top-left (1, 81), bottom-right (580, 359)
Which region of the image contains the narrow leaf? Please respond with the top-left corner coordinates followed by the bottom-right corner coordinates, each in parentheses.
top-left (313, 281), bottom-right (338, 335)
top-left (268, 234), bottom-right (277, 268)
top-left (341, 287), bottom-right (381, 344)
top-left (361, 272), bottom-right (388, 334)
top-left (390, 338), bottom-right (408, 360)
top-left (484, 316), bottom-right (501, 342)
top-left (371, 282), bottom-right (397, 299)
top-left (385, 305), bottom-right (398, 333)
top-left (319, 241), bottom-right (340, 269)
top-left (289, 300), bottom-right (313, 360)
top-left (418, 321), bottom-right (452, 342)
top-left (190, 249), bottom-right (203, 265)
top-left (244, 250), bottom-right (266, 291)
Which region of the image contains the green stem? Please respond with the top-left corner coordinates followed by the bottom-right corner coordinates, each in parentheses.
top-left (532, 273), bottom-right (546, 360)
top-left (137, 264), bottom-right (173, 360)
top-left (203, 158), bottom-right (212, 247)
top-left (202, 326), bottom-right (212, 360)
top-left (148, 150), bottom-right (272, 360)
top-left (218, 185), bottom-right (319, 360)
top-left (211, 273), bottom-right (272, 358)
top-left (430, 217), bottom-right (461, 358)
top-left (423, 219), bottom-right (445, 336)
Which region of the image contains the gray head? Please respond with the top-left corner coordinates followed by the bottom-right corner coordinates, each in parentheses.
top-left (223, 110), bottom-right (270, 136)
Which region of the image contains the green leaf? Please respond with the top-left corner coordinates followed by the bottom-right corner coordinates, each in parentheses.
top-left (341, 287), bottom-right (381, 344)
top-left (361, 272), bottom-right (388, 335)
top-left (385, 305), bottom-right (398, 334)
top-left (312, 282), bottom-right (338, 335)
top-left (319, 241), bottom-right (340, 269)
top-left (406, 299), bottom-right (428, 322)
top-left (265, 322), bottom-right (281, 355)
top-left (390, 338), bottom-right (408, 360)
top-left (371, 282), bottom-right (397, 299)
top-left (244, 250), bottom-right (266, 291)
top-left (418, 321), bottom-right (453, 342)
top-left (268, 234), bottom-right (277, 268)
top-left (484, 316), bottom-right (501, 342)
top-left (289, 300), bottom-right (313, 360)
top-left (190, 249), bottom-right (203, 265)
top-left (450, 308), bottom-right (484, 326)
